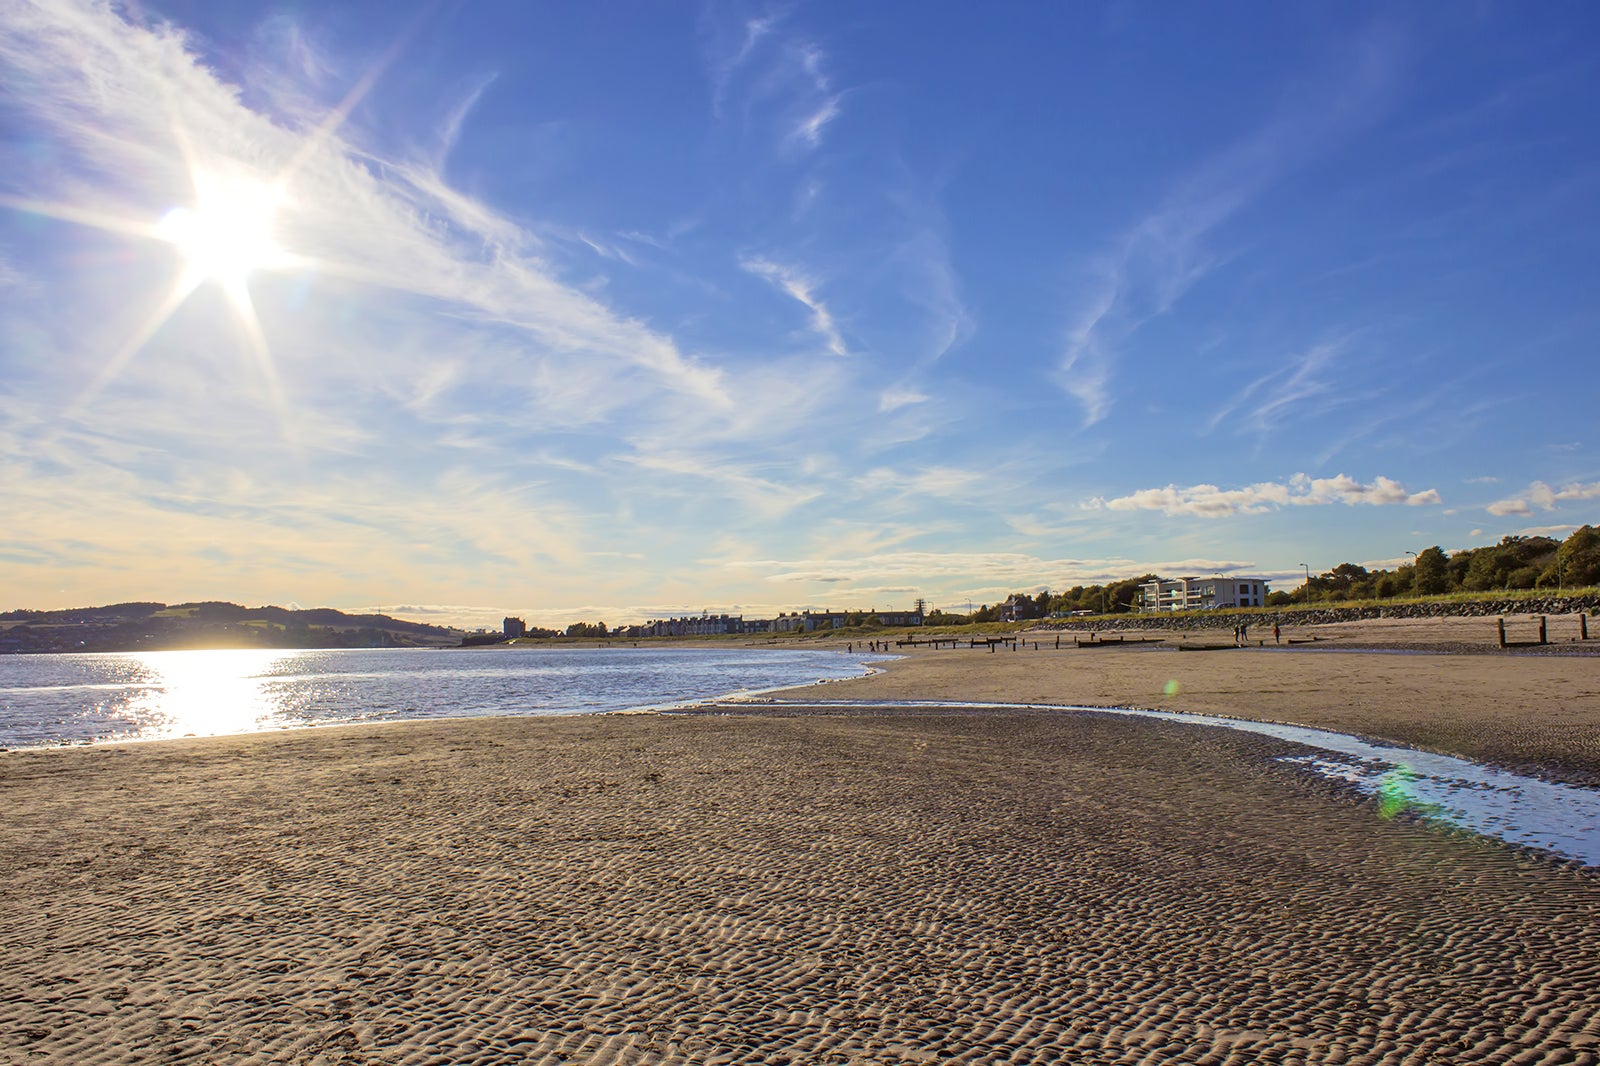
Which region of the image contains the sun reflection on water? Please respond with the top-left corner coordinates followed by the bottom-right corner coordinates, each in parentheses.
top-left (122, 649), bottom-right (288, 739)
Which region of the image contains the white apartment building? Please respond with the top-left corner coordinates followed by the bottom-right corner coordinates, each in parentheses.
top-left (1139, 576), bottom-right (1269, 612)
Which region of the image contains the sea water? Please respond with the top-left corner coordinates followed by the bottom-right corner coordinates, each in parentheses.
top-left (0, 646), bottom-right (891, 749)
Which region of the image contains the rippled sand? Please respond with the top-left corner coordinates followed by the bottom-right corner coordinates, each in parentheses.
top-left (4, 700), bottom-right (1600, 1064)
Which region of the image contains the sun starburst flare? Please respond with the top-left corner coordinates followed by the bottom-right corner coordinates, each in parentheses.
top-left (0, 11), bottom-right (424, 426)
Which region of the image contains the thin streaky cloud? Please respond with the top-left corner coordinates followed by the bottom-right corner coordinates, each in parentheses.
top-left (433, 72), bottom-right (500, 170)
top-left (1206, 342), bottom-right (1341, 436)
top-left (1056, 27), bottom-right (1400, 427)
top-left (276, 0), bottom-right (444, 187)
top-left (791, 94), bottom-right (841, 148)
top-left (878, 387), bottom-right (928, 412)
top-left (705, 9), bottom-right (785, 118)
top-left (741, 256), bottom-right (848, 356)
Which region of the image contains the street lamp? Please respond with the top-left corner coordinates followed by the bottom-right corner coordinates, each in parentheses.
top-left (1405, 551), bottom-right (1418, 596)
top-left (1300, 562), bottom-right (1311, 603)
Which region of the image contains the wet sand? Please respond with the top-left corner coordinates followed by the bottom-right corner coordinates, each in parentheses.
top-left (3, 616), bottom-right (1600, 1064)
top-left (814, 612), bottom-right (1600, 787)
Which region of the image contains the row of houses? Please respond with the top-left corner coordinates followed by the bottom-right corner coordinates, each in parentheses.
top-left (616, 607), bottom-right (927, 638)
top-left (501, 606), bottom-right (928, 640)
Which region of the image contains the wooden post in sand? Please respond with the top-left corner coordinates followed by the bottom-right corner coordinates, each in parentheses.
top-left (1582, 613), bottom-right (1589, 641)
top-left (1538, 616), bottom-right (1548, 645)
top-left (1497, 618), bottom-right (1507, 648)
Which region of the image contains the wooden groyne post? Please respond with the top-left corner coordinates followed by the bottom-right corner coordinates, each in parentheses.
top-left (1497, 617), bottom-right (1506, 648)
top-left (1539, 615), bottom-right (1548, 645)
top-left (1582, 613), bottom-right (1590, 641)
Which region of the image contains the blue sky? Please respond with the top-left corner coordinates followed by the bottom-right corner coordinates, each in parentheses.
top-left (2, 0), bottom-right (1597, 629)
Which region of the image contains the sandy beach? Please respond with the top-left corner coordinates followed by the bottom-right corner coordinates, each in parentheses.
top-left (3, 616), bottom-right (1600, 1064)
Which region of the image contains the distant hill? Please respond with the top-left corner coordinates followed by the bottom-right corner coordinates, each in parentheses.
top-left (0, 602), bottom-right (463, 654)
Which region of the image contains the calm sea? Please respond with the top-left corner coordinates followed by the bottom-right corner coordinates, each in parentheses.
top-left (0, 646), bottom-right (891, 749)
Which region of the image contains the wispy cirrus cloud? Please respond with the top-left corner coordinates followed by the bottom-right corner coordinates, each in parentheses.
top-left (878, 387), bottom-right (929, 412)
top-left (1086, 473), bottom-right (1441, 518)
top-left (618, 449), bottom-right (825, 519)
top-left (700, 5), bottom-right (844, 153)
top-left (1207, 342), bottom-right (1345, 436)
top-left (1486, 479), bottom-right (1600, 516)
top-left (703, 8), bottom-right (783, 119)
top-left (1056, 28), bottom-right (1400, 427)
top-left (740, 255), bottom-right (849, 356)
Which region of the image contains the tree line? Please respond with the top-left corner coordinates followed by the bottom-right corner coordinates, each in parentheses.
top-left (928, 525), bottom-right (1600, 623)
top-left (1288, 525), bottom-right (1599, 605)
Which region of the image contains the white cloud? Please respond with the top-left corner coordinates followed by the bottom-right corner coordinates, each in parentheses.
top-left (1487, 479), bottom-right (1600, 516)
top-left (1087, 473), bottom-right (1441, 518)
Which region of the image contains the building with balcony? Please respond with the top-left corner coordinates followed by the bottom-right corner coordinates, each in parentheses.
top-left (1138, 576), bottom-right (1269, 612)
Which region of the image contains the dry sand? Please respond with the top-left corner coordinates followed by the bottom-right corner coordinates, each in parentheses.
top-left (3, 616), bottom-right (1600, 1064)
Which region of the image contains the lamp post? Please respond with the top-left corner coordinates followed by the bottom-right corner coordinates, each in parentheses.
top-left (1405, 551), bottom-right (1418, 596)
top-left (1300, 562), bottom-right (1311, 604)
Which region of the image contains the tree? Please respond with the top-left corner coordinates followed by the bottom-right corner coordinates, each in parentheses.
top-left (1412, 546), bottom-right (1449, 595)
top-left (1558, 526), bottom-right (1600, 588)
top-left (1463, 547), bottom-right (1510, 591)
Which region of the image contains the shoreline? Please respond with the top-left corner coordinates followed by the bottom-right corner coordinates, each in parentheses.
top-left (4, 615), bottom-right (1600, 1063)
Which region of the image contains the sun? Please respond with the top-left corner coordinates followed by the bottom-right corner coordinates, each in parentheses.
top-left (158, 169), bottom-right (289, 289)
